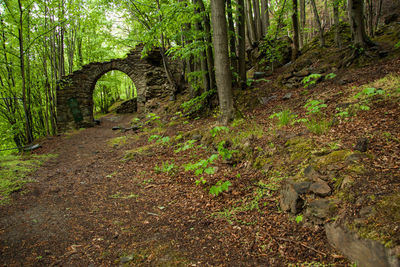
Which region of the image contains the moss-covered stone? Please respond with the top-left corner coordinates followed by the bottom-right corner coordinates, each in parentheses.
top-left (313, 150), bottom-right (353, 169)
top-left (285, 137), bottom-right (314, 161)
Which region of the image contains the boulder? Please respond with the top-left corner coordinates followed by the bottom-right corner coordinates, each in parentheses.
top-left (309, 180), bottom-right (331, 197)
top-left (326, 223), bottom-right (399, 267)
top-left (280, 182), bottom-right (304, 214)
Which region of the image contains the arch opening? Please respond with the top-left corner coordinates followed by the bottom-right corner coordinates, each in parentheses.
top-left (92, 70), bottom-right (136, 115)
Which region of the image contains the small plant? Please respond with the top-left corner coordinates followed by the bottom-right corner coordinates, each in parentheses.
top-left (145, 113), bottom-right (161, 125)
top-left (154, 161), bottom-right (175, 175)
top-left (325, 72), bottom-right (337, 80)
top-left (210, 126), bottom-right (229, 137)
top-left (302, 73), bottom-right (322, 88)
top-left (305, 118), bottom-right (331, 135)
top-left (209, 180), bottom-right (232, 196)
top-left (295, 214), bottom-right (303, 224)
top-left (183, 154), bottom-right (219, 185)
top-left (335, 107), bottom-right (352, 118)
top-left (395, 41), bottom-right (400, 49)
top-left (217, 141), bottom-right (238, 160)
top-left (353, 87), bottom-right (385, 112)
top-left (174, 139), bottom-right (197, 153)
top-left (354, 87), bottom-right (385, 99)
top-left (269, 109), bottom-right (298, 127)
top-left (304, 99), bottom-right (327, 115)
top-left (181, 89), bottom-right (216, 114)
top-left (148, 135), bottom-right (170, 145)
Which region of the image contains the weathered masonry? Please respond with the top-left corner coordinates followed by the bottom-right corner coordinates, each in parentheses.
top-left (56, 46), bottom-right (176, 131)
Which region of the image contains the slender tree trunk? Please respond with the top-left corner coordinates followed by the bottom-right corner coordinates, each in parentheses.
top-left (226, 0), bottom-right (237, 79)
top-left (193, 0), bottom-right (210, 93)
top-left (366, 0), bottom-right (374, 37)
top-left (375, 0), bottom-right (382, 33)
top-left (155, 0), bottom-right (179, 96)
top-left (333, 1), bottom-right (341, 47)
top-left (252, 0), bottom-right (262, 41)
top-left (237, 0), bottom-right (247, 89)
top-left (260, 0), bottom-right (270, 37)
top-left (211, 0), bottom-right (235, 124)
top-left (299, 0), bottom-right (306, 47)
top-left (18, 0), bottom-right (33, 144)
top-left (291, 0), bottom-right (300, 61)
top-left (310, 0), bottom-right (325, 47)
top-left (198, 0), bottom-right (216, 90)
top-left (245, 0), bottom-right (256, 44)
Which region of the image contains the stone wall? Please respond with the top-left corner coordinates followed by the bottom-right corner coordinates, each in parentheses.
top-left (56, 46), bottom-right (178, 132)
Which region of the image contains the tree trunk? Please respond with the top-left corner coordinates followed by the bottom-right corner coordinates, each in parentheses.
top-left (348, 0), bottom-right (373, 48)
top-left (18, 0), bottom-right (33, 144)
top-left (310, 0), bottom-right (325, 47)
top-left (245, 0), bottom-right (257, 45)
top-left (211, 0), bottom-right (235, 124)
top-left (299, 0), bottom-right (306, 48)
top-left (237, 0), bottom-right (247, 89)
top-left (291, 0), bottom-right (300, 61)
top-left (155, 0), bottom-right (179, 96)
top-left (260, 0), bottom-right (269, 36)
top-left (333, 1), bottom-right (341, 47)
top-left (226, 0), bottom-right (237, 79)
top-left (197, 0), bottom-right (216, 91)
top-left (252, 0), bottom-right (262, 41)
top-left (375, 0), bottom-right (382, 33)
top-left (194, 0), bottom-right (210, 93)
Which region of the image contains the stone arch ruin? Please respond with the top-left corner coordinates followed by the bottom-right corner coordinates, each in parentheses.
top-left (56, 46), bottom-right (176, 131)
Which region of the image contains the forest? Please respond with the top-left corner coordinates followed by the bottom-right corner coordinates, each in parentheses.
top-left (0, 0), bottom-right (387, 151)
top-left (0, 0), bottom-right (399, 266)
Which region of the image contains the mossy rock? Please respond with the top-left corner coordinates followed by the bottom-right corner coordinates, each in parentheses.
top-left (122, 143), bottom-right (157, 161)
top-left (313, 150), bottom-right (353, 169)
top-left (285, 137), bottom-right (314, 162)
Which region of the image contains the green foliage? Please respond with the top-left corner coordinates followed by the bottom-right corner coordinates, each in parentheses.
top-left (354, 87), bottom-right (385, 99)
top-left (302, 74), bottom-right (322, 88)
top-left (354, 87), bottom-right (386, 111)
top-left (209, 180), bottom-right (232, 196)
top-left (269, 109), bottom-right (298, 127)
top-left (148, 135), bottom-right (170, 145)
top-left (395, 41), bottom-right (400, 49)
top-left (174, 139), bottom-right (197, 153)
top-left (154, 161), bottom-right (176, 175)
top-left (325, 73), bottom-right (337, 80)
top-left (181, 89), bottom-right (216, 115)
top-left (295, 214), bottom-right (303, 224)
top-left (183, 154), bottom-right (219, 186)
top-left (145, 113), bottom-right (162, 125)
top-left (210, 126), bottom-right (229, 137)
top-left (304, 99), bottom-right (327, 115)
top-left (217, 141), bottom-right (238, 161)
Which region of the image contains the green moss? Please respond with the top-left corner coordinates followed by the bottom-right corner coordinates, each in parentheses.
top-left (314, 150), bottom-right (353, 169)
top-left (347, 164), bottom-right (365, 174)
top-left (285, 137), bottom-right (314, 161)
top-left (108, 136), bottom-right (128, 147)
top-left (350, 193), bottom-right (400, 249)
top-left (0, 154), bottom-right (57, 204)
top-left (122, 143), bottom-right (157, 161)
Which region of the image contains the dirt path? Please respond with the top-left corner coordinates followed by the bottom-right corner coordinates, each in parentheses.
top-left (0, 113), bottom-right (347, 266)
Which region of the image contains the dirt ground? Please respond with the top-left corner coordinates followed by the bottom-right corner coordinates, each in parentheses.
top-left (0, 111), bottom-right (351, 266)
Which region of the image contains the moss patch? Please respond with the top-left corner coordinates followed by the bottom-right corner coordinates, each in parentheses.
top-left (285, 137), bottom-right (314, 162)
top-left (0, 154), bottom-right (57, 204)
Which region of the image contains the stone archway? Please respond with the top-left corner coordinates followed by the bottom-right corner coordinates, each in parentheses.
top-left (56, 46), bottom-right (176, 132)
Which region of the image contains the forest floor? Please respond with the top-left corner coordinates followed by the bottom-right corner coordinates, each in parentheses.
top-left (0, 113), bottom-right (352, 266)
top-left (1, 53), bottom-right (399, 266)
